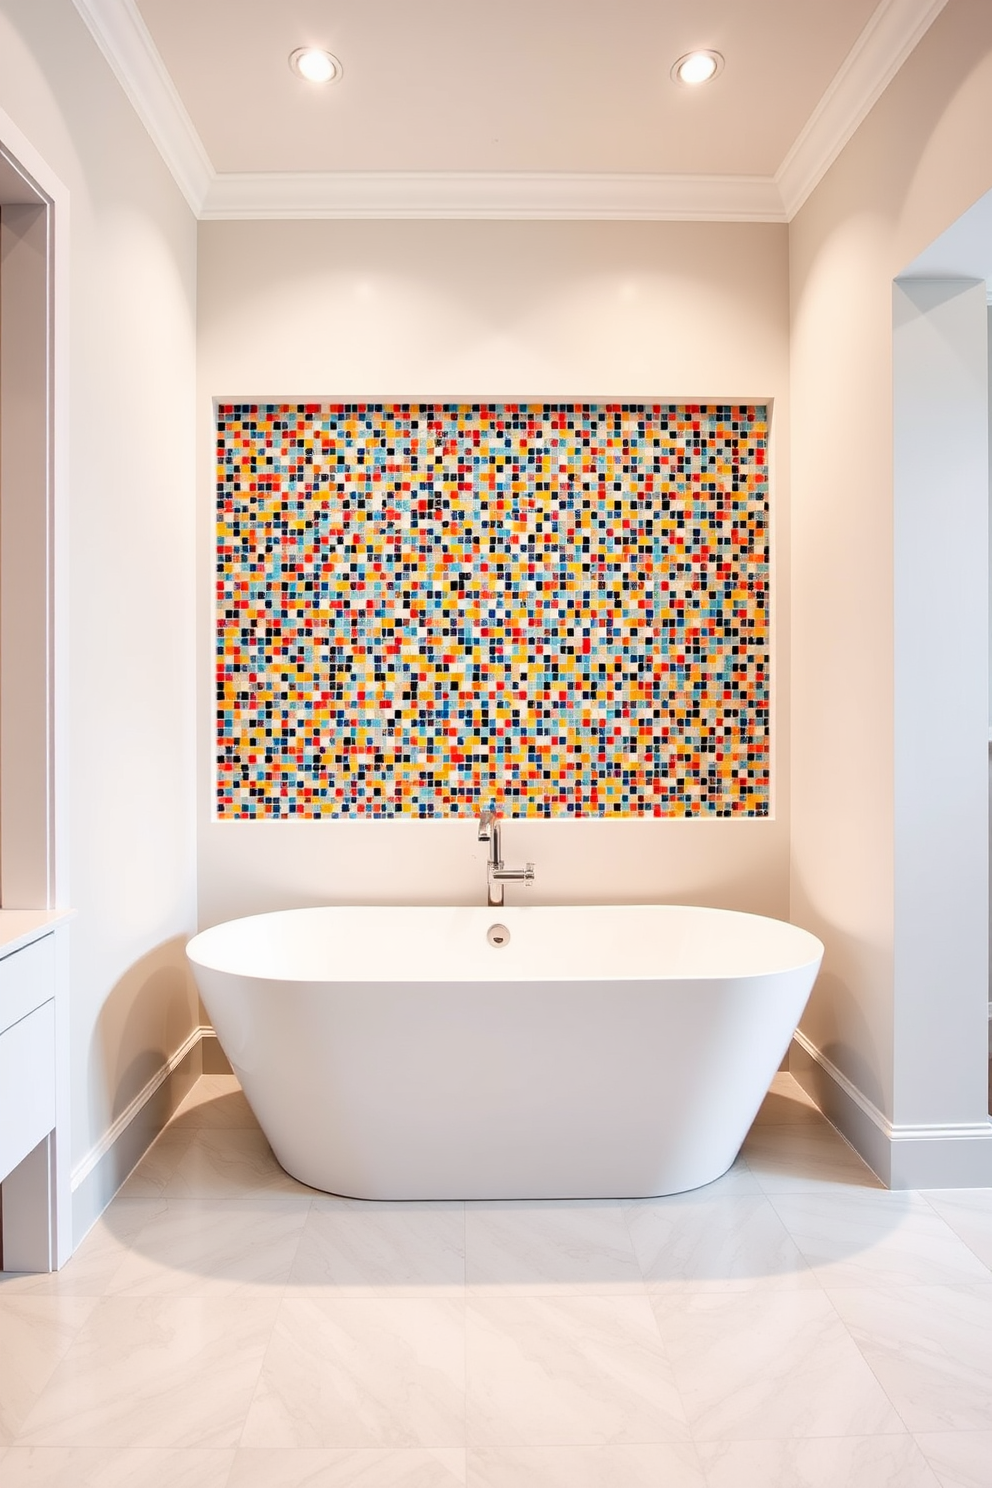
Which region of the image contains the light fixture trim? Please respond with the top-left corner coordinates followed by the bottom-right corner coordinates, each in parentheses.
top-left (670, 50), bottom-right (725, 86)
top-left (289, 47), bottom-right (343, 85)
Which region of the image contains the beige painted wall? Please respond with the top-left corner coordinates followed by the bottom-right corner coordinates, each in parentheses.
top-left (791, 0), bottom-right (992, 1128)
top-left (196, 219), bottom-right (791, 927)
top-left (0, 1), bottom-right (198, 1183)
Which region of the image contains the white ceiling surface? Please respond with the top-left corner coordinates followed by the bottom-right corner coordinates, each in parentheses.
top-left (73, 0), bottom-right (949, 221)
top-left (136, 0), bottom-right (878, 176)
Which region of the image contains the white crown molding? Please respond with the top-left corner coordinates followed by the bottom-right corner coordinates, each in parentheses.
top-left (776, 0), bottom-right (950, 218)
top-left (72, 0), bottom-right (947, 223)
top-left (201, 170), bottom-right (787, 222)
top-left (72, 0), bottom-right (212, 214)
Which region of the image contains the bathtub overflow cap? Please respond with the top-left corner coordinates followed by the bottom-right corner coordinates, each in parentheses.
top-left (487, 923), bottom-right (510, 948)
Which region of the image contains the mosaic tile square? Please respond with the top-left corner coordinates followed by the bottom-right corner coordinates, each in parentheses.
top-left (215, 403), bottom-right (769, 818)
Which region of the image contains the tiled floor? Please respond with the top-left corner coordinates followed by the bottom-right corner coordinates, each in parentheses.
top-left (1, 1072), bottom-right (990, 1487)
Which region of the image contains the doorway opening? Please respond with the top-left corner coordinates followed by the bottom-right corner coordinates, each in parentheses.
top-left (0, 119), bottom-right (68, 1270)
top-left (894, 189), bottom-right (992, 1147)
top-left (0, 147), bottom-right (56, 907)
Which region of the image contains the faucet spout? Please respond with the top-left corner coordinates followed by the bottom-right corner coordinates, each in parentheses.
top-left (477, 809), bottom-right (533, 908)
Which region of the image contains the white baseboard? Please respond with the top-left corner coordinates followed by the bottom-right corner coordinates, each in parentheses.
top-left (790, 1031), bottom-right (992, 1189)
top-left (70, 1026), bottom-right (225, 1248)
top-left (61, 1019), bottom-right (992, 1255)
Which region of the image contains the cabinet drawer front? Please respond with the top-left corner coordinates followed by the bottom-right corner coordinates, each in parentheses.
top-left (0, 935), bottom-right (55, 1036)
top-left (0, 998), bottom-right (55, 1182)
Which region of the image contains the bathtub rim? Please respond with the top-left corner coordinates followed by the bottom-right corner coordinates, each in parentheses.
top-left (186, 902), bottom-right (825, 985)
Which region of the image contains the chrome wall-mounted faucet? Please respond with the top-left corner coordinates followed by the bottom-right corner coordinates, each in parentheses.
top-left (478, 809), bottom-right (534, 907)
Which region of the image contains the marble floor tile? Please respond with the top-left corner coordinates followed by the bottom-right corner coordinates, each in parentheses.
top-left (768, 1190), bottom-right (992, 1287)
top-left (228, 1447), bottom-right (467, 1486)
top-left (696, 1435), bottom-right (941, 1487)
top-left (913, 1431), bottom-right (992, 1488)
top-left (15, 1296), bottom-right (280, 1449)
top-left (742, 1123), bottom-right (883, 1194)
top-left (8, 1073), bottom-right (989, 1488)
top-left (827, 1284), bottom-right (992, 1432)
top-left (749, 1073), bottom-right (825, 1128)
top-left (241, 1297), bottom-right (466, 1449)
top-left (0, 1447), bottom-right (236, 1487)
top-left (466, 1294), bottom-right (688, 1446)
top-left (168, 1076), bottom-right (260, 1132)
top-left (103, 1197), bottom-right (311, 1297)
top-left (467, 1443), bottom-right (705, 1487)
top-left (922, 1189), bottom-right (992, 1271)
top-left (286, 1199), bottom-right (465, 1298)
top-left (163, 1129), bottom-right (315, 1199)
top-left (0, 1298), bottom-right (97, 1447)
top-left (651, 1288), bottom-right (903, 1440)
top-left (622, 1192), bottom-right (816, 1293)
top-left (118, 1130), bottom-right (196, 1198)
top-left (0, 1201), bottom-right (166, 1298)
top-left (465, 1200), bottom-right (643, 1296)
top-left (682, 1154), bottom-right (762, 1197)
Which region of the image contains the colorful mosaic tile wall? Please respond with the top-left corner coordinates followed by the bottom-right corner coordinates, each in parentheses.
top-left (216, 403), bottom-right (769, 818)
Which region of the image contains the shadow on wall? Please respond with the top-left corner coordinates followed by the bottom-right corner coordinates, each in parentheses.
top-left (798, 967), bottom-right (888, 1118)
top-left (93, 936), bottom-right (200, 1127)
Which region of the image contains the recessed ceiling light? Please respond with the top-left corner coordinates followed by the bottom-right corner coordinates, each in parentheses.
top-left (289, 47), bottom-right (343, 84)
top-left (671, 50), bottom-right (724, 86)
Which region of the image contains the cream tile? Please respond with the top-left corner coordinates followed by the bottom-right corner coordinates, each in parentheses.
top-left (697, 1435), bottom-right (941, 1487)
top-left (742, 1123), bottom-right (883, 1194)
top-left (91, 1197), bottom-right (172, 1247)
top-left (15, 1296), bottom-right (279, 1449)
top-left (467, 1443), bottom-right (705, 1487)
top-left (651, 1289), bottom-right (903, 1440)
top-left (465, 1200), bottom-right (643, 1296)
top-left (622, 1193), bottom-right (816, 1293)
top-left (169, 1076), bottom-right (260, 1131)
top-left (749, 1073), bottom-right (825, 1128)
top-left (828, 1284), bottom-right (992, 1432)
top-left (0, 1447), bottom-right (236, 1487)
top-left (0, 1201), bottom-right (166, 1298)
top-left (768, 1191), bottom-right (992, 1287)
top-left (466, 1294), bottom-right (688, 1446)
top-left (426, 1450), bottom-right (465, 1484)
top-left (163, 1129), bottom-right (314, 1198)
top-left (685, 1155), bottom-right (762, 1197)
top-left (0, 1299), bottom-right (97, 1447)
top-left (172, 1074), bottom-right (245, 1107)
top-left (104, 1197), bottom-right (311, 1297)
top-left (913, 1431), bottom-right (992, 1488)
top-left (286, 1199), bottom-right (464, 1297)
top-left (427, 1452), bottom-right (465, 1485)
top-left (922, 1189), bottom-right (992, 1271)
top-left (118, 1130), bottom-right (196, 1198)
top-left (228, 1447), bottom-right (467, 1486)
top-left (241, 1297), bottom-right (465, 1449)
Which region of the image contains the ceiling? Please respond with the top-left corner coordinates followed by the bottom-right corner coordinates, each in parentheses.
top-left (72, 0), bottom-right (949, 221)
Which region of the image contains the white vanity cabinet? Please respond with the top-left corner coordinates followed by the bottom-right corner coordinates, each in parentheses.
top-left (0, 915), bottom-right (67, 1272)
top-left (0, 934), bottom-right (56, 1182)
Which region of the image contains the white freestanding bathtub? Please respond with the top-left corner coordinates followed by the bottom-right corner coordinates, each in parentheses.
top-left (186, 904), bottom-right (823, 1200)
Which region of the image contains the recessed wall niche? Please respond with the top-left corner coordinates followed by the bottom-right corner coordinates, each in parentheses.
top-left (216, 402), bottom-right (769, 818)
